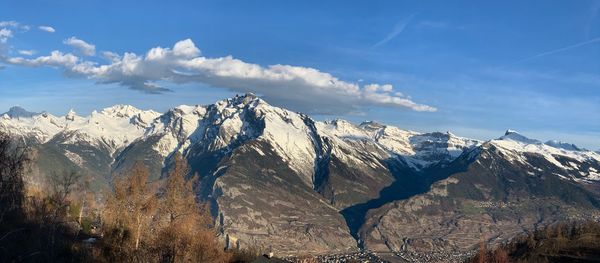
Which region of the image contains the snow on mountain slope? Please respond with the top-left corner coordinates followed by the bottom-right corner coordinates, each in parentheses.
top-left (140, 95), bottom-right (319, 186)
top-left (0, 112), bottom-right (64, 143)
top-left (0, 94), bottom-right (484, 179)
top-left (252, 101), bottom-right (318, 186)
top-left (3, 95), bottom-right (597, 184)
top-left (316, 120), bottom-right (481, 171)
top-left (500, 129), bottom-right (541, 144)
top-left (144, 104), bottom-right (208, 157)
top-left (315, 120), bottom-right (391, 171)
top-left (491, 130), bottom-right (600, 182)
top-left (0, 105), bottom-right (161, 154)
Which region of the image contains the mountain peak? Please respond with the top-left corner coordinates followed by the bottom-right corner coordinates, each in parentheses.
top-left (231, 93), bottom-right (260, 105)
top-left (240, 92), bottom-right (257, 100)
top-left (499, 129), bottom-right (540, 144)
top-left (3, 106), bottom-right (40, 118)
top-left (359, 121), bottom-right (385, 130)
top-left (329, 119), bottom-right (355, 128)
top-left (504, 129), bottom-right (519, 136)
top-left (101, 104), bottom-right (143, 118)
top-left (65, 109), bottom-right (77, 121)
top-left (212, 93), bottom-right (264, 111)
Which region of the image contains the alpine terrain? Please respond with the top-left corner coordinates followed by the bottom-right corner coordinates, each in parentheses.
top-left (2, 94), bottom-right (600, 259)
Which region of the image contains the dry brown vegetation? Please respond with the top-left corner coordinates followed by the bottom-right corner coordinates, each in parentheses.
top-left (0, 132), bottom-right (244, 262)
top-left (470, 220), bottom-right (600, 263)
top-left (99, 154), bottom-right (230, 262)
top-left (470, 240), bottom-right (510, 263)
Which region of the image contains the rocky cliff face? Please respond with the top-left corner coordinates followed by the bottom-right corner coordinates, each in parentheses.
top-left (2, 94), bottom-right (600, 256)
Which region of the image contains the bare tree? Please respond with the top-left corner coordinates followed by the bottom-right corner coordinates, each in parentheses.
top-left (0, 132), bottom-right (30, 261)
top-left (0, 133), bottom-right (27, 225)
top-left (78, 180), bottom-right (88, 225)
top-left (49, 170), bottom-right (81, 219)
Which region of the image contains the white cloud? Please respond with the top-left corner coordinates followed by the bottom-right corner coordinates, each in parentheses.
top-left (63, 37), bottom-right (95, 56)
top-left (0, 39), bottom-right (436, 114)
top-left (0, 28), bottom-right (12, 43)
top-left (172, 39), bottom-right (201, 57)
top-left (0, 21), bottom-right (33, 45)
top-left (38, 26), bottom-right (56, 33)
top-left (6, 50), bottom-right (78, 67)
top-left (17, 50), bottom-right (35, 56)
top-left (0, 21), bottom-right (30, 31)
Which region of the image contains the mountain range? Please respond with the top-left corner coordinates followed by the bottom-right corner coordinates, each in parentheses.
top-left (2, 93), bottom-right (600, 259)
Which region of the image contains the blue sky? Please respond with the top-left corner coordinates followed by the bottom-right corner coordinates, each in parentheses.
top-left (1, 0), bottom-right (599, 149)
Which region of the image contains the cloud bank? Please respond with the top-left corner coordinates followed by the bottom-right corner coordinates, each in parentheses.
top-left (0, 25), bottom-right (436, 114)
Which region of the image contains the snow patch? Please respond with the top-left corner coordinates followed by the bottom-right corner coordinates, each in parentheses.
top-left (64, 149), bottom-right (84, 166)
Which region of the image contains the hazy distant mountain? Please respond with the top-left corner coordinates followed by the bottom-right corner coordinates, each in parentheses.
top-left (2, 94), bottom-right (599, 257)
top-left (545, 139), bottom-right (584, 151)
top-left (2, 106), bottom-right (40, 118)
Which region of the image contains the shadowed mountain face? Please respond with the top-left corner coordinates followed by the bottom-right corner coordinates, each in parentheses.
top-left (341, 152), bottom-right (478, 247)
top-left (2, 95), bottom-right (600, 256)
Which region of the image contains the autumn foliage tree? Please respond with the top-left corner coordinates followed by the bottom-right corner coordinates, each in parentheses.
top-left (102, 163), bottom-right (158, 260)
top-left (153, 153), bottom-right (229, 262)
top-left (101, 155), bottom-right (229, 262)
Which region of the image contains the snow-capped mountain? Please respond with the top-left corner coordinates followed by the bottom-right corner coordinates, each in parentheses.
top-left (0, 104), bottom-right (162, 192)
top-left (5, 99), bottom-right (596, 186)
top-left (0, 104), bottom-right (160, 153)
top-left (2, 93), bottom-right (600, 255)
top-left (491, 130), bottom-right (600, 182)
